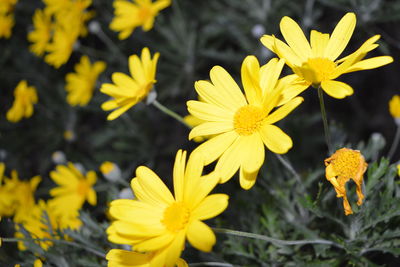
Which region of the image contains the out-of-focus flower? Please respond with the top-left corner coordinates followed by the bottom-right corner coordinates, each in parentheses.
top-left (65, 55), bottom-right (106, 106)
top-left (100, 161), bottom-right (121, 182)
top-left (34, 259), bottom-right (43, 267)
top-left (101, 47), bottom-right (159, 120)
top-left (28, 9), bottom-right (52, 57)
top-left (48, 162), bottom-right (97, 218)
top-left (51, 151), bottom-right (67, 165)
top-left (325, 148), bottom-right (368, 215)
top-left (63, 129), bottom-right (76, 142)
top-left (261, 13), bottom-right (393, 99)
top-left (0, 12), bottom-right (14, 38)
top-left (45, 25), bottom-right (79, 68)
top-left (106, 249), bottom-right (188, 267)
top-left (107, 150), bottom-right (229, 267)
top-left (0, 0), bottom-right (17, 13)
top-left (389, 95), bottom-right (400, 125)
top-left (6, 80), bottom-right (38, 123)
top-left (110, 0), bottom-right (171, 40)
top-left (187, 56), bottom-right (303, 189)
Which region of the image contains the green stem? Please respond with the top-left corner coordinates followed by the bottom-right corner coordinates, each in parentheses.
top-left (213, 227), bottom-right (344, 249)
top-left (152, 100), bottom-right (192, 129)
top-left (317, 87), bottom-right (333, 154)
top-left (387, 125), bottom-right (400, 160)
top-left (1, 237), bottom-right (106, 258)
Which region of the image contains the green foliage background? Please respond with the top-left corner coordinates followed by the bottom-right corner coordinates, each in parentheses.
top-left (1, 0), bottom-right (400, 266)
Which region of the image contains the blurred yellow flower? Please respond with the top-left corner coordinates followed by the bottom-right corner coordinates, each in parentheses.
top-left (110, 0), bottom-right (171, 40)
top-left (101, 47), bottom-right (159, 120)
top-left (397, 164), bottom-right (400, 176)
top-left (49, 162), bottom-right (97, 218)
top-left (187, 56), bottom-right (303, 189)
top-left (325, 148), bottom-right (368, 215)
top-left (65, 55), bottom-right (106, 106)
top-left (261, 13), bottom-right (393, 99)
top-left (0, 12), bottom-right (14, 39)
top-left (107, 150), bottom-right (228, 267)
top-left (6, 80), bottom-right (38, 123)
top-left (34, 259), bottom-right (43, 267)
top-left (389, 95), bottom-right (400, 120)
top-left (28, 9), bottom-right (52, 57)
top-left (0, 0), bottom-right (17, 13)
top-left (45, 25), bottom-right (79, 68)
top-left (106, 249), bottom-right (188, 267)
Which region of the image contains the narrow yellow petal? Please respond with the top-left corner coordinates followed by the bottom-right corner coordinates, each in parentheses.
top-left (186, 220), bottom-right (216, 252)
top-left (191, 194), bottom-right (229, 220)
top-left (189, 121), bottom-right (233, 140)
top-left (260, 35), bottom-right (302, 67)
top-left (239, 166), bottom-right (259, 190)
top-left (185, 171), bottom-right (220, 210)
top-left (194, 80), bottom-right (236, 112)
top-left (187, 100), bottom-right (234, 123)
top-left (280, 16), bottom-right (312, 61)
top-left (264, 97), bottom-right (304, 125)
top-left (173, 150), bottom-right (186, 202)
top-left (259, 124), bottom-right (293, 154)
top-left (241, 55), bottom-right (262, 106)
top-left (310, 30), bottom-right (330, 57)
top-left (343, 56), bottom-right (393, 73)
top-left (106, 249), bottom-right (150, 266)
top-left (133, 232), bottom-right (175, 252)
top-left (107, 101), bottom-right (137, 120)
top-left (321, 80), bottom-right (354, 99)
top-left (240, 134), bottom-right (265, 174)
top-left (164, 231), bottom-right (185, 267)
top-left (260, 58), bottom-right (285, 96)
top-left (215, 137), bottom-right (245, 183)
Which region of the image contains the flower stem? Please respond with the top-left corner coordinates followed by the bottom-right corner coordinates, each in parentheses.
top-left (387, 125), bottom-right (400, 160)
top-left (152, 100), bottom-right (192, 129)
top-left (317, 87), bottom-right (333, 154)
top-left (212, 227), bottom-right (344, 249)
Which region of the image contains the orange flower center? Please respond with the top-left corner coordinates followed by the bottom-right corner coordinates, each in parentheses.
top-left (234, 105), bottom-right (264, 136)
top-left (301, 57), bottom-right (336, 85)
top-left (161, 202), bottom-right (190, 232)
top-left (329, 149), bottom-right (362, 178)
top-left (138, 6), bottom-right (152, 21)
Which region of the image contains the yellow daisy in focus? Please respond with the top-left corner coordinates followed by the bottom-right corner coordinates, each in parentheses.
top-left (48, 162), bottom-right (97, 218)
top-left (101, 47), bottom-right (159, 120)
top-left (187, 56), bottom-right (304, 189)
top-left (325, 148), bottom-right (368, 215)
top-left (0, 12), bottom-right (14, 39)
top-left (110, 0), bottom-right (171, 40)
top-left (389, 95), bottom-right (400, 123)
top-left (106, 249), bottom-right (188, 267)
top-left (6, 81), bottom-right (38, 123)
top-left (107, 150), bottom-right (229, 267)
top-left (28, 9), bottom-right (52, 57)
top-left (65, 55), bottom-right (106, 106)
top-left (261, 13), bottom-right (393, 99)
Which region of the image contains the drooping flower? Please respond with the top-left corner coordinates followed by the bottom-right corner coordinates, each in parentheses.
top-left (187, 56), bottom-right (304, 189)
top-left (107, 150), bottom-right (229, 267)
top-left (389, 95), bottom-right (400, 125)
top-left (106, 249), bottom-right (188, 267)
top-left (325, 148), bottom-right (368, 215)
top-left (261, 13), bottom-right (393, 99)
top-left (6, 80), bottom-right (38, 123)
top-left (65, 55), bottom-right (106, 106)
top-left (101, 47), bottom-right (160, 120)
top-left (110, 0), bottom-right (171, 40)
top-left (48, 162), bottom-right (97, 218)
top-left (28, 9), bottom-right (53, 57)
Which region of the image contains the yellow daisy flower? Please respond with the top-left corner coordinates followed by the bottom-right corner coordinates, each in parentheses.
top-left (187, 56), bottom-right (303, 189)
top-left (110, 0), bottom-right (171, 40)
top-left (325, 148), bottom-right (368, 215)
top-left (261, 13), bottom-right (393, 99)
top-left (48, 162), bottom-right (97, 218)
top-left (0, 12), bottom-right (14, 39)
top-left (106, 249), bottom-right (188, 267)
top-left (65, 55), bottom-right (106, 106)
top-left (389, 95), bottom-right (400, 122)
top-left (28, 9), bottom-right (52, 57)
top-left (107, 150), bottom-right (229, 267)
top-left (45, 25), bottom-right (79, 68)
top-left (6, 80), bottom-right (38, 123)
top-left (101, 47), bottom-right (160, 120)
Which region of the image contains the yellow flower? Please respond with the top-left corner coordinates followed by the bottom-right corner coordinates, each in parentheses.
top-left (0, 12), bottom-right (14, 39)
top-left (34, 259), bottom-right (43, 267)
top-left (0, 0), bottom-right (17, 13)
top-left (6, 80), bottom-right (38, 123)
top-left (110, 0), bottom-right (171, 40)
top-left (261, 13), bottom-right (393, 99)
top-left (0, 168), bottom-right (41, 223)
top-left (187, 56), bottom-right (303, 189)
top-left (106, 249), bottom-right (188, 267)
top-left (107, 150), bottom-right (228, 267)
top-left (65, 55), bottom-right (106, 106)
top-left (325, 148), bottom-right (368, 215)
top-left (49, 162), bottom-right (97, 218)
top-left (101, 47), bottom-right (159, 120)
top-left (397, 164), bottom-right (400, 176)
top-left (28, 9), bottom-right (53, 57)
top-left (389, 95), bottom-right (400, 121)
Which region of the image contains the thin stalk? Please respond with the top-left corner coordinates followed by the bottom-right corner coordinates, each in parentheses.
top-left (387, 125), bottom-right (400, 160)
top-left (1, 237), bottom-right (106, 258)
top-left (317, 87), bottom-right (333, 154)
top-left (152, 100), bottom-right (192, 129)
top-left (213, 228), bottom-right (344, 249)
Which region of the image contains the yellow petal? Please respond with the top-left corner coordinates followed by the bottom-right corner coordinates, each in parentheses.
top-left (215, 137), bottom-right (245, 183)
top-left (134, 232), bottom-right (175, 252)
top-left (187, 100), bottom-right (234, 123)
top-left (239, 166), bottom-right (259, 190)
top-left (131, 178), bottom-right (168, 208)
top-left (321, 80), bottom-right (354, 99)
top-left (106, 249), bottom-right (150, 266)
top-left (241, 55), bottom-right (262, 106)
top-left (189, 121), bottom-right (233, 140)
top-left (240, 133), bottom-right (265, 173)
top-left (259, 124), bottom-right (293, 154)
top-left (324, 13), bottom-right (356, 61)
top-left (173, 150), bottom-right (186, 202)
top-left (164, 231), bottom-right (185, 267)
top-left (264, 97), bottom-right (303, 125)
top-left (194, 80), bottom-right (237, 112)
top-left (280, 16), bottom-right (312, 61)
top-left (260, 58), bottom-right (285, 96)
top-left (186, 220), bottom-right (216, 252)
top-left (310, 30), bottom-right (330, 58)
top-left (260, 35), bottom-right (302, 67)
top-left (276, 74), bottom-right (309, 106)
top-left (185, 171), bottom-right (220, 210)
top-left (191, 194), bottom-right (229, 220)
top-left (107, 101), bottom-right (137, 120)
top-left (343, 56), bottom-right (393, 73)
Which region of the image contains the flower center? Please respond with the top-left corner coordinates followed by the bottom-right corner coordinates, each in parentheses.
top-left (234, 105), bottom-right (264, 136)
top-left (138, 6), bottom-right (152, 21)
top-left (161, 202), bottom-right (190, 232)
top-left (330, 149), bottom-right (362, 178)
top-left (77, 180), bottom-right (90, 197)
top-left (300, 57), bottom-right (336, 86)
